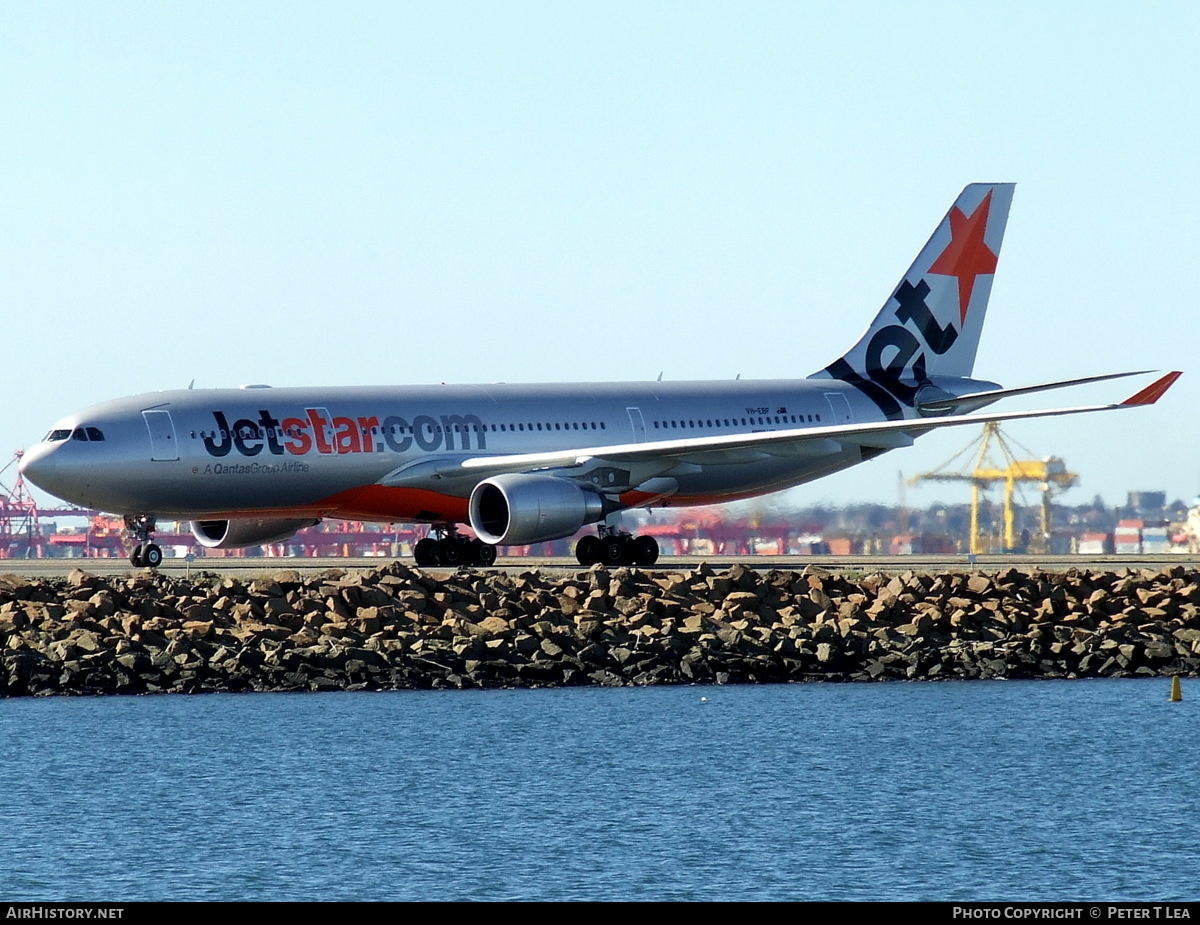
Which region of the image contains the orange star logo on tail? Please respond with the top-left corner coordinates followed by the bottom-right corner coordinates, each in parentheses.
top-left (928, 188), bottom-right (998, 323)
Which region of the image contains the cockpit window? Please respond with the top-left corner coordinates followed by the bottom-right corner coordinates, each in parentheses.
top-left (61, 426), bottom-right (106, 442)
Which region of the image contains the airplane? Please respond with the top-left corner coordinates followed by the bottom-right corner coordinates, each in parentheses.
top-left (19, 183), bottom-right (1180, 569)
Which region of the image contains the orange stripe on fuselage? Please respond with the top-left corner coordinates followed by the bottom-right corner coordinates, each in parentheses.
top-left (193, 485), bottom-right (470, 525)
top-left (198, 485), bottom-right (774, 525)
top-left (617, 490), bottom-right (662, 507)
top-left (312, 484), bottom-right (471, 523)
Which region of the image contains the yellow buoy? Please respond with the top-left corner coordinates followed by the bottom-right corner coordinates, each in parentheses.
top-left (1169, 676), bottom-right (1182, 702)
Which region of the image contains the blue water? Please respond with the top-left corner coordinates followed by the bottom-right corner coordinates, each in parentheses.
top-left (0, 680), bottom-right (1196, 901)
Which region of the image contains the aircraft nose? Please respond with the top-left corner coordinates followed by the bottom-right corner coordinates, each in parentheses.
top-left (18, 441), bottom-right (56, 489)
top-left (19, 439), bottom-right (84, 503)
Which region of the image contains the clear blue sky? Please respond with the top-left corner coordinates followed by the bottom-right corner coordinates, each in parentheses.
top-left (2, 1), bottom-right (1197, 515)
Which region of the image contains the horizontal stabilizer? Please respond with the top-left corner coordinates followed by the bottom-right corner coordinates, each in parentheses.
top-left (916, 370), bottom-right (1153, 414)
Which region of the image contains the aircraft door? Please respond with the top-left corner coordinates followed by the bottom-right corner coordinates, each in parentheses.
top-left (823, 392), bottom-right (854, 425)
top-left (143, 409), bottom-right (179, 461)
top-left (626, 407), bottom-right (647, 442)
top-left (308, 407), bottom-right (335, 452)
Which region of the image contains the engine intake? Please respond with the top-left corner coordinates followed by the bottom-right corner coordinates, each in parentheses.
top-left (469, 474), bottom-right (605, 545)
top-left (190, 518), bottom-right (318, 549)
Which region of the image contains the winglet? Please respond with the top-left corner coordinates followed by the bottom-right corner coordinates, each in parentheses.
top-left (1121, 371), bottom-right (1182, 406)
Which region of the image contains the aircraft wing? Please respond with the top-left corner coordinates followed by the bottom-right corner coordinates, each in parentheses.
top-left (436, 371), bottom-right (1182, 480)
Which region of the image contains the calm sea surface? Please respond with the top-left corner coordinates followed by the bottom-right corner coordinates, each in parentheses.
top-left (0, 679), bottom-right (1196, 901)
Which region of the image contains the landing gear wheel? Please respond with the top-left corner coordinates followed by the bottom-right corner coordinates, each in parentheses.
top-left (437, 537), bottom-right (463, 566)
top-left (632, 535), bottom-right (659, 567)
top-left (125, 515), bottom-right (159, 569)
top-left (575, 535), bottom-right (599, 566)
top-left (601, 537), bottom-right (627, 567)
top-left (476, 542), bottom-right (497, 567)
top-left (414, 538), bottom-right (439, 566)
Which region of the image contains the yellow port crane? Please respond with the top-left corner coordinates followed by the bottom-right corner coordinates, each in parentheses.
top-left (909, 423), bottom-right (1078, 554)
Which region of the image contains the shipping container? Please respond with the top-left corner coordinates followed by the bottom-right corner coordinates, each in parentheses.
top-left (1078, 532), bottom-right (1113, 555)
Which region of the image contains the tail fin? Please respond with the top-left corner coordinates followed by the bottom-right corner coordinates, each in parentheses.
top-left (812, 183), bottom-right (1015, 418)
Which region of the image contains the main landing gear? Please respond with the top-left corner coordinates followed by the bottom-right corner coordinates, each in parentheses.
top-left (413, 526), bottom-right (497, 568)
top-left (125, 515), bottom-right (163, 569)
top-left (575, 526), bottom-right (659, 567)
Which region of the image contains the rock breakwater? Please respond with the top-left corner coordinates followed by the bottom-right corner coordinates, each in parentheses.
top-left (3, 562), bottom-right (1200, 696)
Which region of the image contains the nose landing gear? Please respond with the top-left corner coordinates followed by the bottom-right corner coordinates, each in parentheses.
top-left (125, 515), bottom-right (163, 568)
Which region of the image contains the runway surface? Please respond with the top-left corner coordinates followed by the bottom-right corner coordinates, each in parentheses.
top-left (3, 553), bottom-right (1199, 579)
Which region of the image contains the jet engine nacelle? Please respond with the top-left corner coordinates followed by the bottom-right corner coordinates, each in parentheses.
top-left (190, 518), bottom-right (319, 549)
top-left (469, 474), bottom-right (605, 545)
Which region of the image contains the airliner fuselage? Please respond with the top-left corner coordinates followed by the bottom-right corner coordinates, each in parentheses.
top-left (24, 377), bottom-right (962, 521)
